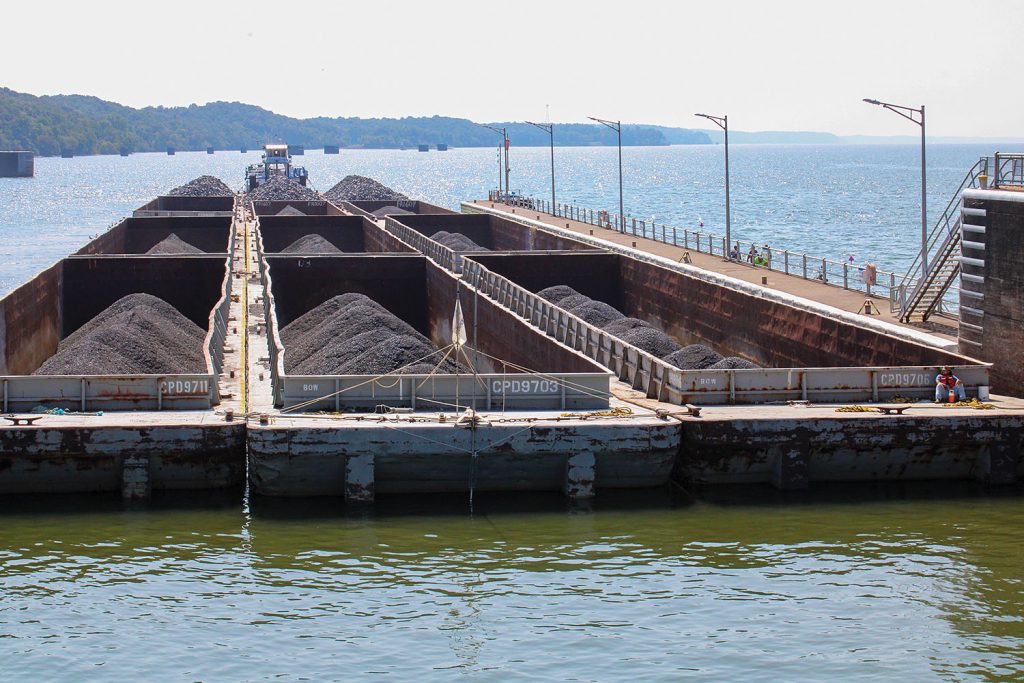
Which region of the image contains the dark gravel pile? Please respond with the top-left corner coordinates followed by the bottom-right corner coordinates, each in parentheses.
top-left (431, 231), bottom-right (490, 252)
top-left (537, 285), bottom-right (580, 304)
top-left (280, 294), bottom-right (384, 346)
top-left (276, 205), bottom-right (306, 216)
top-left (146, 233), bottom-right (203, 255)
top-left (371, 206), bottom-right (414, 218)
top-left (281, 294), bottom-right (454, 375)
top-left (34, 293), bottom-right (205, 375)
top-left (663, 344), bottom-right (723, 370)
top-left (602, 317), bottom-right (651, 337)
top-left (618, 326), bottom-right (682, 358)
top-left (279, 235), bottom-right (342, 254)
top-left (556, 294), bottom-right (592, 311)
top-left (343, 335), bottom-right (440, 376)
top-left (324, 175), bottom-right (409, 202)
top-left (247, 176), bottom-right (322, 202)
top-left (568, 300), bottom-right (625, 328)
top-left (167, 175), bottom-right (233, 197)
top-left (709, 356), bottom-right (760, 370)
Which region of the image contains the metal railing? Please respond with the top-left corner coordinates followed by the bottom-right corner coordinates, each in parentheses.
top-left (493, 193), bottom-right (901, 304)
top-left (991, 152), bottom-right (1024, 188)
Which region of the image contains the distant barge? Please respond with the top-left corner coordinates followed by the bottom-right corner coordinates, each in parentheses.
top-left (1, 163), bottom-right (1022, 499)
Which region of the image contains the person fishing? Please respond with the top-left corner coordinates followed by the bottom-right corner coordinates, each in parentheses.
top-left (935, 366), bottom-right (966, 403)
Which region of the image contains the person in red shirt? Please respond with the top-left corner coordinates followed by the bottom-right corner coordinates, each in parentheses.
top-left (935, 366), bottom-right (966, 403)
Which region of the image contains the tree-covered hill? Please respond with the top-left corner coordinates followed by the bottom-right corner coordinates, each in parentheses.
top-left (0, 87), bottom-right (712, 156)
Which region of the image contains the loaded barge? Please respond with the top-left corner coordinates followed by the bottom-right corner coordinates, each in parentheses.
top-left (1, 163), bottom-right (1022, 500)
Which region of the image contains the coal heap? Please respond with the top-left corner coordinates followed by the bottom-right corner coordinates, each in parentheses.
top-left (279, 293), bottom-right (455, 375)
top-left (279, 235), bottom-right (342, 254)
top-left (276, 205), bottom-right (306, 216)
top-left (34, 293), bottom-right (206, 375)
top-left (709, 356), bottom-right (760, 370)
top-left (430, 231), bottom-right (490, 252)
top-left (247, 176), bottom-right (322, 202)
top-left (371, 206), bottom-right (414, 218)
top-left (166, 175), bottom-right (234, 197)
top-left (618, 326), bottom-right (681, 358)
top-left (537, 285), bottom-right (581, 304)
top-left (145, 233), bottom-right (203, 255)
top-left (567, 300), bottom-right (624, 328)
top-left (325, 175), bottom-right (409, 202)
top-left (662, 344), bottom-right (723, 370)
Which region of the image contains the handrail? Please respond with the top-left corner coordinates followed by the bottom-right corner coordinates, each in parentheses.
top-left (489, 193), bottom-right (899, 300)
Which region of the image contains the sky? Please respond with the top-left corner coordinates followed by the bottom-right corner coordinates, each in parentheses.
top-left (4, 0), bottom-right (1023, 137)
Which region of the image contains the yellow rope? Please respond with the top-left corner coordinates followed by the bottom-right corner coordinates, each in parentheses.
top-left (835, 405), bottom-right (875, 412)
top-left (559, 406), bottom-right (633, 419)
top-left (941, 398), bottom-right (995, 410)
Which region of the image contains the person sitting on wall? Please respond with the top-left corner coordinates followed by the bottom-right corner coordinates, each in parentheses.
top-left (747, 245), bottom-right (757, 264)
top-left (729, 244), bottom-right (740, 261)
top-left (935, 366), bottom-right (966, 403)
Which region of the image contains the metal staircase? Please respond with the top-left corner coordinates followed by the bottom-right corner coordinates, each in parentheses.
top-left (896, 158), bottom-right (989, 323)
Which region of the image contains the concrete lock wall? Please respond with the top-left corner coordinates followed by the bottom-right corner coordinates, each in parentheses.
top-left (256, 215), bottom-right (413, 254)
top-left (961, 191), bottom-right (1024, 397)
top-left (76, 216), bottom-right (232, 255)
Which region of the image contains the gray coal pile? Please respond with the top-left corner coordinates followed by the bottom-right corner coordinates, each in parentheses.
top-left (325, 175), bottom-right (409, 202)
top-left (166, 175), bottom-right (234, 197)
top-left (247, 176), bottom-right (322, 202)
top-left (371, 206), bottom-right (414, 218)
top-left (430, 231), bottom-right (490, 252)
top-left (279, 235), bottom-right (342, 254)
top-left (276, 205), bottom-right (306, 216)
top-left (34, 293), bottom-right (206, 375)
top-left (709, 356), bottom-right (760, 370)
top-left (535, 284), bottom-right (763, 370)
top-left (146, 233), bottom-right (203, 255)
top-left (537, 285), bottom-right (581, 304)
top-left (280, 293), bottom-right (457, 376)
top-left (662, 344), bottom-right (723, 370)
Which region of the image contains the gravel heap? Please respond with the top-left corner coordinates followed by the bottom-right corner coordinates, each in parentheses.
top-left (280, 293), bottom-right (455, 376)
top-left (430, 231), bottom-right (490, 252)
top-left (537, 285), bottom-right (580, 304)
top-left (662, 344), bottom-right (723, 370)
top-left (145, 233), bottom-right (203, 255)
top-left (276, 205), bottom-right (306, 216)
top-left (247, 176), bottom-right (322, 202)
top-left (166, 175), bottom-right (233, 197)
top-left (34, 293), bottom-right (205, 375)
top-left (709, 356), bottom-right (760, 370)
top-left (324, 175), bottom-right (409, 202)
top-left (618, 326), bottom-right (681, 357)
top-left (567, 300), bottom-right (624, 328)
top-left (534, 284), bottom-right (763, 369)
top-left (603, 317), bottom-right (652, 336)
top-left (371, 206), bottom-right (414, 218)
top-left (279, 235), bottom-right (342, 254)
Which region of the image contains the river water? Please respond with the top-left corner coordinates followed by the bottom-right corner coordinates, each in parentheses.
top-left (1, 145), bottom-right (1023, 680)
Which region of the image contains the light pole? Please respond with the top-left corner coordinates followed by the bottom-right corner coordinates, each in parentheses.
top-left (525, 120), bottom-right (555, 211)
top-left (479, 124), bottom-right (506, 197)
top-left (864, 98), bottom-right (928, 277)
top-left (588, 116), bottom-right (623, 232)
top-left (695, 113), bottom-right (731, 259)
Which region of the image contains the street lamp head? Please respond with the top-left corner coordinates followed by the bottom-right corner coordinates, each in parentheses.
top-left (863, 98), bottom-right (882, 105)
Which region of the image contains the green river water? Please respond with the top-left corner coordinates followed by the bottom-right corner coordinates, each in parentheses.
top-left (1, 484), bottom-right (1022, 681)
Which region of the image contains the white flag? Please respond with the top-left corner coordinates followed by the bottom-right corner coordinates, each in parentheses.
top-left (452, 299), bottom-right (467, 349)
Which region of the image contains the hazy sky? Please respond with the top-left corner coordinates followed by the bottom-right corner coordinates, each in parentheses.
top-left (5, 0), bottom-right (1023, 136)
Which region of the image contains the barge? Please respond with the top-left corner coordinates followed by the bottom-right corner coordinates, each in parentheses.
top-left (1, 160), bottom-right (1022, 501)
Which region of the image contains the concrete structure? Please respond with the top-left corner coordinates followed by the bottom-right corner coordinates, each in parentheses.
top-left (0, 151), bottom-right (33, 177)
top-left (959, 189), bottom-right (1024, 397)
